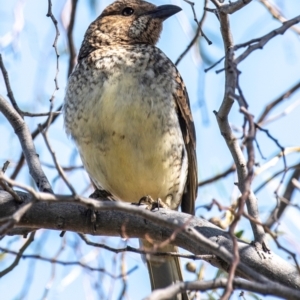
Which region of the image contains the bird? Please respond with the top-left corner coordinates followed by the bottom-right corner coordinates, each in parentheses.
top-left (63, 0), bottom-right (197, 299)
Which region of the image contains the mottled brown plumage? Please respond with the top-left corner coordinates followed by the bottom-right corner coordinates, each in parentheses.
top-left (64, 0), bottom-right (197, 298)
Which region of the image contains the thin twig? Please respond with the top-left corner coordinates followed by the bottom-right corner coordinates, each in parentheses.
top-left (41, 162), bottom-right (83, 172)
top-left (262, 98), bottom-right (300, 126)
top-left (0, 95), bottom-right (52, 193)
top-left (1, 161), bottom-right (10, 173)
top-left (235, 14), bottom-right (300, 64)
top-left (10, 104), bottom-right (63, 180)
top-left (46, 0), bottom-right (60, 102)
top-left (176, 0), bottom-right (211, 66)
top-left (255, 123), bottom-right (287, 195)
top-left (0, 232), bottom-right (35, 277)
top-left (204, 56), bottom-right (225, 72)
top-left (0, 201), bottom-right (33, 235)
top-left (23, 111), bottom-right (61, 117)
top-left (257, 81), bottom-right (300, 124)
top-left (39, 125), bottom-right (76, 195)
top-left (67, 0), bottom-right (78, 76)
top-left (212, 0), bottom-right (252, 15)
top-left (198, 164), bottom-right (236, 187)
top-left (0, 246), bottom-right (138, 279)
top-left (208, 198), bottom-right (300, 275)
top-left (265, 166), bottom-right (300, 228)
top-left (147, 277), bottom-right (300, 300)
top-left (0, 170), bottom-right (22, 203)
top-left (254, 163), bottom-right (300, 194)
top-left (0, 54), bottom-right (23, 117)
top-left (78, 234), bottom-right (213, 260)
top-left (258, 0), bottom-right (300, 35)
top-left (40, 235), bottom-right (66, 299)
top-left (242, 211), bottom-right (300, 274)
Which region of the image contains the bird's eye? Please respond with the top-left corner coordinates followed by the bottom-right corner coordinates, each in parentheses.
top-left (122, 7), bottom-right (134, 16)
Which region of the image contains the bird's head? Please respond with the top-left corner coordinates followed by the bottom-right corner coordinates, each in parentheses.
top-left (79, 0), bottom-right (181, 59)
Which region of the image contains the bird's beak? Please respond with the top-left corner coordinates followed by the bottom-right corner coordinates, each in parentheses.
top-left (143, 5), bottom-right (182, 20)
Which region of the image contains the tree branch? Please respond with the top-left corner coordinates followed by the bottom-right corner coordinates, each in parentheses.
top-left (0, 95), bottom-right (52, 193)
top-left (258, 0), bottom-right (300, 35)
top-left (67, 0), bottom-right (78, 76)
top-left (0, 190), bottom-right (299, 290)
top-left (147, 277), bottom-right (300, 300)
top-left (235, 14), bottom-right (300, 64)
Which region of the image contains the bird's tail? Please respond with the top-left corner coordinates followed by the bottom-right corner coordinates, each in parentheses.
top-left (142, 240), bottom-right (189, 300)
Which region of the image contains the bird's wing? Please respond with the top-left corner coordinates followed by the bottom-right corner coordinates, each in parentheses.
top-left (173, 69), bottom-right (198, 215)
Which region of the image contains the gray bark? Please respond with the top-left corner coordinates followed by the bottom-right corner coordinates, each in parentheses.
top-left (0, 190), bottom-right (299, 292)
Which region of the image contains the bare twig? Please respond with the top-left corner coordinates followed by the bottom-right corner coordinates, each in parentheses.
top-left (0, 178), bottom-right (275, 285)
top-left (0, 95), bottom-right (52, 193)
top-left (262, 99), bottom-right (300, 126)
top-left (39, 124), bottom-right (76, 195)
top-left (210, 198), bottom-right (300, 275)
top-left (0, 232), bottom-right (35, 277)
top-left (258, 0), bottom-right (300, 35)
top-left (257, 81), bottom-right (300, 124)
top-left (221, 106), bottom-right (256, 300)
top-left (10, 105), bottom-right (63, 181)
top-left (41, 162), bottom-right (83, 172)
top-left (255, 123), bottom-right (287, 194)
top-left (23, 110), bottom-right (61, 117)
top-left (254, 162), bottom-right (300, 194)
top-left (255, 147), bottom-right (300, 177)
top-left (213, 11), bottom-right (265, 245)
top-left (0, 170), bottom-right (22, 203)
top-left (176, 0), bottom-right (211, 66)
top-left (46, 0), bottom-right (60, 102)
top-left (235, 14), bottom-right (300, 64)
top-left (210, 3), bottom-right (269, 296)
top-left (0, 246), bottom-right (138, 279)
top-left (265, 166), bottom-right (300, 228)
top-left (212, 0), bottom-right (253, 15)
top-left (198, 163), bottom-right (236, 187)
top-left (41, 235), bottom-right (66, 299)
top-left (67, 0), bottom-right (78, 76)
top-left (264, 226), bottom-right (300, 274)
top-left (78, 234), bottom-right (213, 260)
top-left (292, 178), bottom-right (300, 191)
top-left (118, 252), bottom-right (128, 300)
top-left (204, 56), bottom-right (225, 72)
top-left (1, 161), bottom-right (10, 173)
top-left (0, 54), bottom-right (23, 117)
top-left (183, 0), bottom-right (198, 25)
top-left (146, 277), bottom-right (300, 300)
top-left (0, 201), bottom-right (33, 235)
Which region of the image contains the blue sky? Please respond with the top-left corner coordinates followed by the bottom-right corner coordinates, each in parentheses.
top-left (1, 0), bottom-right (300, 299)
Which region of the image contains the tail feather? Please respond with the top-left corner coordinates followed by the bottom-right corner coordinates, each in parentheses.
top-left (142, 240), bottom-right (189, 300)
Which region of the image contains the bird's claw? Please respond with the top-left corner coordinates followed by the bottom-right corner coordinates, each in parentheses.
top-left (137, 195), bottom-right (167, 211)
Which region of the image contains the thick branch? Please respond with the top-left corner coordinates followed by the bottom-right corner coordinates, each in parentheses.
top-left (0, 190), bottom-right (299, 290)
top-left (0, 95), bottom-right (52, 193)
top-left (215, 0), bottom-right (252, 14)
top-left (214, 12), bottom-right (265, 245)
top-left (147, 277), bottom-right (300, 300)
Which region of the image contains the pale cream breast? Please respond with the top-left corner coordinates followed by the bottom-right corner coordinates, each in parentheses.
top-left (75, 71), bottom-right (187, 209)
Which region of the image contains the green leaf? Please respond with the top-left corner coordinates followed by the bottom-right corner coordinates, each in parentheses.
top-left (235, 230), bottom-right (244, 238)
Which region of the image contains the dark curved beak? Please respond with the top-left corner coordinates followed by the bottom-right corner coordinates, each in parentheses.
top-left (144, 5), bottom-right (182, 20)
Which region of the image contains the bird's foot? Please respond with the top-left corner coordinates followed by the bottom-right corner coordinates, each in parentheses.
top-left (89, 189), bottom-right (114, 201)
top-left (137, 195), bottom-right (168, 211)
